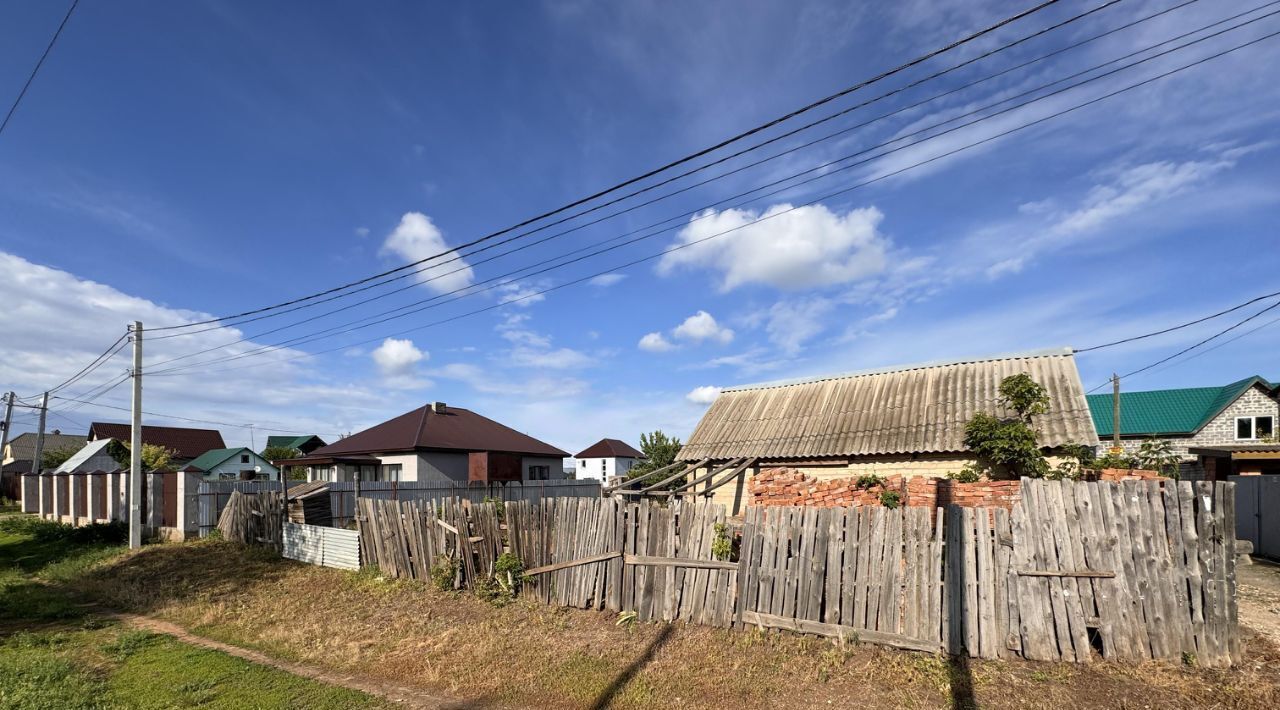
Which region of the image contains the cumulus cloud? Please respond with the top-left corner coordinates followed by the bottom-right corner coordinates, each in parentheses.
top-left (379, 212), bottom-right (475, 294)
top-left (638, 332), bottom-right (674, 352)
top-left (685, 385), bottom-right (722, 404)
top-left (496, 280), bottom-right (546, 307)
top-left (371, 337), bottom-right (427, 379)
top-left (658, 204), bottom-right (889, 291)
top-left (673, 310), bottom-right (734, 345)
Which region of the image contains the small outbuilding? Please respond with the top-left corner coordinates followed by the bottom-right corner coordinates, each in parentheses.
top-left (632, 347), bottom-right (1097, 514)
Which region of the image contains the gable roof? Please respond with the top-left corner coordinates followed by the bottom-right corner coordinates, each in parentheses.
top-left (183, 447), bottom-right (277, 473)
top-left (5, 432), bottom-right (86, 461)
top-left (1086, 376), bottom-right (1275, 438)
top-left (54, 438), bottom-right (117, 473)
top-left (88, 422), bottom-right (225, 461)
top-left (678, 347), bottom-right (1098, 461)
top-left (265, 435), bottom-right (326, 451)
top-left (312, 404), bottom-right (568, 458)
top-left (575, 438), bottom-right (645, 459)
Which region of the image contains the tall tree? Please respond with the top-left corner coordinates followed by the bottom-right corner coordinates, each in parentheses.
top-left (625, 431), bottom-right (683, 488)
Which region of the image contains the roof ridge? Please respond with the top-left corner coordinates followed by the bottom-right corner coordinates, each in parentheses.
top-left (724, 346), bottom-right (1075, 393)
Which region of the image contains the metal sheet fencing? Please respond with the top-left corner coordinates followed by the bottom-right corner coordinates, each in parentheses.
top-left (283, 522), bottom-right (361, 571)
top-left (1232, 474), bottom-right (1280, 559)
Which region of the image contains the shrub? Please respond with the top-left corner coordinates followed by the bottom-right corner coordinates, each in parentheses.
top-left (880, 490), bottom-right (902, 509)
top-left (945, 465), bottom-right (981, 483)
top-left (430, 555), bottom-right (459, 592)
top-left (963, 412), bottom-right (1048, 479)
top-left (855, 474), bottom-right (884, 489)
top-left (476, 553), bottom-right (526, 607)
top-left (0, 516), bottom-right (126, 545)
top-left (483, 496), bottom-right (506, 522)
top-left (711, 523), bottom-right (732, 561)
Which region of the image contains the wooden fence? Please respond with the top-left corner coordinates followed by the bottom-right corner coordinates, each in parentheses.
top-left (337, 479), bottom-right (1241, 665)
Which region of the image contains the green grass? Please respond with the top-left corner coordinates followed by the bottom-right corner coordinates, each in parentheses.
top-left (0, 625), bottom-right (386, 709)
top-left (0, 513), bottom-right (386, 708)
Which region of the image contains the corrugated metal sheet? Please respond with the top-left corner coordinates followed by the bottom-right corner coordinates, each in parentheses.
top-left (678, 348), bottom-right (1099, 461)
top-left (283, 522), bottom-right (360, 571)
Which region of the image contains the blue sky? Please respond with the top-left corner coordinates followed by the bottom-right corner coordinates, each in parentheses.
top-left (2, 0), bottom-right (1278, 468)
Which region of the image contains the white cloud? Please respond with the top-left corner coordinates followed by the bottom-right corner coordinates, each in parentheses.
top-left (371, 337), bottom-right (426, 378)
top-left (589, 273), bottom-right (627, 287)
top-left (354, 226), bottom-right (370, 238)
top-left (0, 251), bottom-right (396, 447)
top-left (379, 212), bottom-right (475, 295)
top-left (638, 332), bottom-right (674, 352)
top-left (432, 362), bottom-right (587, 399)
top-left (685, 385), bottom-right (722, 404)
top-left (658, 204), bottom-right (889, 291)
top-left (496, 280), bottom-right (547, 307)
top-left (672, 310), bottom-right (734, 345)
top-left (762, 298), bottom-right (833, 355)
top-left (508, 346), bottom-right (593, 370)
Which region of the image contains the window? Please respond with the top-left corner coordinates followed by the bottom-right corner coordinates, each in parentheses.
top-left (529, 465), bottom-right (550, 480)
top-left (580, 460), bottom-right (586, 468)
top-left (241, 454), bottom-right (250, 464)
top-left (378, 464), bottom-right (402, 482)
top-left (314, 466), bottom-right (333, 482)
top-left (601, 459), bottom-right (606, 471)
top-left (1237, 416), bottom-right (1275, 440)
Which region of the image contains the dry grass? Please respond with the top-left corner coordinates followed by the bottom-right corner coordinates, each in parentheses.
top-left (81, 539), bottom-right (1280, 709)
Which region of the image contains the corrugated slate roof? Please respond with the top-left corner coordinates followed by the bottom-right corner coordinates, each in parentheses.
top-left (5, 432), bottom-right (86, 461)
top-left (88, 423), bottom-right (225, 461)
top-left (1087, 376), bottom-right (1275, 437)
top-left (312, 404), bottom-right (568, 458)
top-left (575, 438), bottom-right (645, 459)
top-left (677, 348), bottom-right (1098, 461)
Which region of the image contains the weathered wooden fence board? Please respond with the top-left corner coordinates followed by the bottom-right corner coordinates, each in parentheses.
top-left (228, 478), bottom-right (1239, 665)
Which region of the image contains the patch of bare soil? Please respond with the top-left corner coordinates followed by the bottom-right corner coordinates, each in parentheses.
top-left (1240, 558), bottom-right (1280, 648)
top-left (78, 540), bottom-right (1280, 709)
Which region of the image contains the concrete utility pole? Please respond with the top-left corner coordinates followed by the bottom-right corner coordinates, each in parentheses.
top-left (0, 392), bottom-right (13, 471)
top-left (1111, 373), bottom-right (1122, 454)
top-left (30, 392), bottom-right (49, 475)
top-left (129, 322), bottom-right (143, 550)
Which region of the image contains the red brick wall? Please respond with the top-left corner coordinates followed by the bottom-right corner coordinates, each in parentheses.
top-left (1083, 468), bottom-right (1163, 482)
top-left (749, 467), bottom-right (1022, 511)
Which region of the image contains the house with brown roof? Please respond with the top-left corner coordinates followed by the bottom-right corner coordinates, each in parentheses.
top-left (279, 402), bottom-right (569, 484)
top-left (574, 438), bottom-right (645, 483)
top-left (671, 348), bottom-right (1098, 514)
top-left (88, 422), bottom-right (226, 467)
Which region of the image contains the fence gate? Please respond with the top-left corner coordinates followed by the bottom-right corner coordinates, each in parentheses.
top-left (1231, 474), bottom-right (1280, 559)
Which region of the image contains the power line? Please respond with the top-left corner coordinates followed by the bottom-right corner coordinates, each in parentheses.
top-left (150, 0), bottom-right (1146, 344)
top-left (0, 0), bottom-right (80, 140)
top-left (1087, 300), bottom-right (1280, 392)
top-left (1076, 289), bottom-right (1280, 352)
top-left (48, 394), bottom-right (342, 439)
top-left (147, 12), bottom-right (1280, 376)
top-left (146, 0), bottom-right (1066, 334)
top-left (158, 27), bottom-right (1280, 379)
top-left (1142, 313), bottom-right (1280, 377)
top-left (36, 333), bottom-right (129, 397)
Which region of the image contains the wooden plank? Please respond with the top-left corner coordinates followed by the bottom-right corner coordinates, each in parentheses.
top-left (864, 507), bottom-right (886, 632)
top-left (1177, 481), bottom-right (1205, 658)
top-left (526, 550), bottom-right (623, 576)
top-left (1221, 481), bottom-right (1240, 666)
top-left (741, 611), bottom-right (940, 654)
top-left (994, 507), bottom-right (1019, 658)
top-left (878, 507), bottom-right (903, 635)
top-left (852, 507), bottom-right (873, 630)
top-left (840, 508), bottom-right (858, 628)
top-left (960, 507), bottom-right (979, 656)
top-left (651, 458), bottom-right (742, 495)
top-left (930, 507), bottom-right (945, 648)
top-left (1046, 481), bottom-right (1091, 662)
top-left (976, 508), bottom-right (997, 659)
top-left (824, 506), bottom-right (844, 625)
top-left (1161, 481), bottom-right (1194, 656)
top-left (1015, 569), bottom-right (1116, 578)
top-left (1104, 480), bottom-right (1147, 659)
top-left (1020, 481), bottom-right (1062, 661)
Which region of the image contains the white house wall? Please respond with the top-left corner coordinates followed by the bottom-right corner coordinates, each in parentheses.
top-left (203, 451), bottom-right (279, 481)
top-left (576, 456), bottom-right (638, 480)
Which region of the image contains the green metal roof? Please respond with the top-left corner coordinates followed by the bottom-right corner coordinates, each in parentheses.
top-left (184, 447), bottom-right (254, 472)
top-left (265, 435), bottom-right (322, 451)
top-left (1087, 376), bottom-right (1274, 437)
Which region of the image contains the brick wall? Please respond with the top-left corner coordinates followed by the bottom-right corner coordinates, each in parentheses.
top-left (748, 466), bottom-right (1165, 512)
top-left (749, 467), bottom-right (1022, 511)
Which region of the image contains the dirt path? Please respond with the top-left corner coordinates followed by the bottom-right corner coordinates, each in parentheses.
top-left (107, 612), bottom-right (482, 709)
top-left (1238, 557), bottom-right (1280, 647)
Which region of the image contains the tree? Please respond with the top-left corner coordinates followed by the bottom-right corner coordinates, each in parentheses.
top-left (1136, 438), bottom-right (1181, 478)
top-left (41, 446), bottom-right (80, 470)
top-left (262, 446), bottom-right (304, 480)
top-left (962, 373), bottom-right (1060, 479)
top-left (624, 431), bottom-right (683, 487)
top-left (106, 441), bottom-right (177, 472)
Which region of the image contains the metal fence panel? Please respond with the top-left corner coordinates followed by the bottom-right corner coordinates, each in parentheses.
top-left (283, 522), bottom-right (360, 571)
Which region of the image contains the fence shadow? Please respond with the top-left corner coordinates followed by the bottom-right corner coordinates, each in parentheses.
top-left (589, 624), bottom-right (674, 710)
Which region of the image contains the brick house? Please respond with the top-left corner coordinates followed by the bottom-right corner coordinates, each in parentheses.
top-left (675, 348), bottom-right (1098, 515)
top-left (1086, 375), bottom-right (1279, 480)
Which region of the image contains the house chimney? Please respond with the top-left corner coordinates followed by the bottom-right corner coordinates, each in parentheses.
top-left (432, 402), bottom-right (446, 413)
